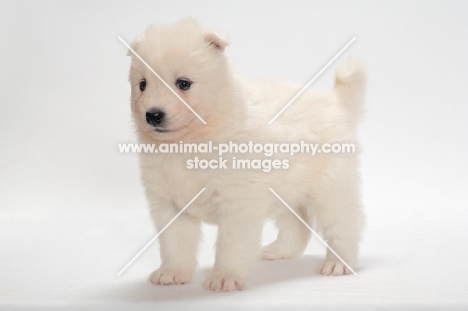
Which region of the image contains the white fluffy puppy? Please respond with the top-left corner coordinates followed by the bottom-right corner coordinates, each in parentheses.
top-left (127, 19), bottom-right (365, 291)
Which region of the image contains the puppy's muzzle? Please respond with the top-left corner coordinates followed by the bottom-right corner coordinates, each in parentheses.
top-left (146, 108), bottom-right (165, 127)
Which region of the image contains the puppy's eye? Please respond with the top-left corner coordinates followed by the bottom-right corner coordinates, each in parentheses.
top-left (176, 78), bottom-right (192, 91)
top-left (139, 79), bottom-right (146, 92)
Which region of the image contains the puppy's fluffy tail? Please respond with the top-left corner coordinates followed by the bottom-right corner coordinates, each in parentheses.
top-left (334, 60), bottom-right (366, 118)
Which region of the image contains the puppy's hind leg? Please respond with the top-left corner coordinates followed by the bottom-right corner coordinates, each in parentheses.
top-left (313, 165), bottom-right (365, 276)
top-left (260, 209), bottom-right (310, 260)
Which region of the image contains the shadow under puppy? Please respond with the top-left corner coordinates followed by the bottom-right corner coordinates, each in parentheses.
top-left (126, 19), bottom-right (366, 291)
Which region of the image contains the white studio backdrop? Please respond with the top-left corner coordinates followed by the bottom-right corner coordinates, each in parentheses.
top-left (0, 0), bottom-right (467, 309)
top-left (1, 1), bottom-right (466, 216)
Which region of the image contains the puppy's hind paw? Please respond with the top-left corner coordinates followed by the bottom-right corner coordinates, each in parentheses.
top-left (149, 268), bottom-right (192, 285)
top-left (203, 274), bottom-right (245, 292)
top-left (319, 260), bottom-right (353, 276)
top-left (259, 242), bottom-right (295, 260)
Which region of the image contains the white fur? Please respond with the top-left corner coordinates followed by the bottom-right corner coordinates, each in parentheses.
top-left (127, 19), bottom-right (366, 291)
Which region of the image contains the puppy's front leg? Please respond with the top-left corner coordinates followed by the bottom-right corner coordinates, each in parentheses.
top-left (204, 209), bottom-right (263, 291)
top-left (149, 205), bottom-right (201, 285)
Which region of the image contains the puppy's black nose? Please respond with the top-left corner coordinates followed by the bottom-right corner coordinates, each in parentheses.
top-left (146, 109), bottom-right (165, 127)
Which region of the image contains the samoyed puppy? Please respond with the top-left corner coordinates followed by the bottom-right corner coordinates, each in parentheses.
top-left (126, 19), bottom-right (365, 291)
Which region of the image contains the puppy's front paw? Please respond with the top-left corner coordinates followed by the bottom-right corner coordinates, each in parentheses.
top-left (319, 260), bottom-right (352, 276)
top-left (149, 268), bottom-right (192, 285)
top-left (203, 274), bottom-right (245, 292)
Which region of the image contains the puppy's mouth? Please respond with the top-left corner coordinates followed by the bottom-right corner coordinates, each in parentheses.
top-left (154, 127), bottom-right (172, 134)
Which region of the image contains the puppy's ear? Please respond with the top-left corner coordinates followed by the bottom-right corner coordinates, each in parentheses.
top-left (126, 36), bottom-right (142, 56)
top-left (204, 32), bottom-right (230, 51)
top-left (126, 48), bottom-right (133, 56)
